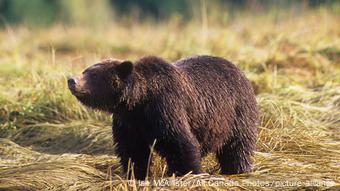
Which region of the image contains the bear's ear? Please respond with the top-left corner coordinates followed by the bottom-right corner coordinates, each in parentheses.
top-left (116, 60), bottom-right (133, 79)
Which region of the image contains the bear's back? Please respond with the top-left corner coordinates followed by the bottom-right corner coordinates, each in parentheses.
top-left (174, 55), bottom-right (247, 98)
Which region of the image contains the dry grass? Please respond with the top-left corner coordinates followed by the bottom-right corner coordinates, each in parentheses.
top-left (0, 8), bottom-right (339, 190)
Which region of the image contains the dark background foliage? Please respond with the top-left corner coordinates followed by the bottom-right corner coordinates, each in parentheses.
top-left (0, 0), bottom-right (338, 26)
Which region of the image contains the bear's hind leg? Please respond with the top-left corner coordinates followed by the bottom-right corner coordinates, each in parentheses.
top-left (216, 135), bottom-right (255, 174)
top-left (216, 104), bottom-right (257, 174)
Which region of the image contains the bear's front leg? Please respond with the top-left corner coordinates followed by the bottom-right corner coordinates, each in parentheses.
top-left (161, 136), bottom-right (202, 177)
top-left (147, 100), bottom-right (203, 177)
top-left (124, 143), bottom-right (150, 180)
top-left (112, 123), bottom-right (151, 180)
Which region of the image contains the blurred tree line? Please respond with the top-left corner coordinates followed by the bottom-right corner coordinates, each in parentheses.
top-left (0, 0), bottom-right (338, 26)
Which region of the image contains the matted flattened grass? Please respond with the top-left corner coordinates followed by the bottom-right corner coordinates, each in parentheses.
top-left (0, 9), bottom-right (339, 190)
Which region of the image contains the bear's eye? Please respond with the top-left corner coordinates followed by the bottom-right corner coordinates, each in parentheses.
top-left (91, 73), bottom-right (98, 79)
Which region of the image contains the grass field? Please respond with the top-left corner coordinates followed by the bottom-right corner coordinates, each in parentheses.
top-left (0, 8), bottom-right (339, 190)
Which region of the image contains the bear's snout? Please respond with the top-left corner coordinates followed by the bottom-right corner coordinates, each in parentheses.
top-left (67, 76), bottom-right (87, 96)
top-left (68, 78), bottom-right (76, 89)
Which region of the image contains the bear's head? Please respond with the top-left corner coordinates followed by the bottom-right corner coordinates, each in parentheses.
top-left (68, 59), bottom-right (133, 112)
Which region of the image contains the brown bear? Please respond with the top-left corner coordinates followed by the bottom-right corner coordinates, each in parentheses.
top-left (68, 55), bottom-right (258, 180)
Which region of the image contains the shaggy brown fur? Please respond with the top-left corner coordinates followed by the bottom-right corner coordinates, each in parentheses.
top-left (68, 55), bottom-right (258, 180)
